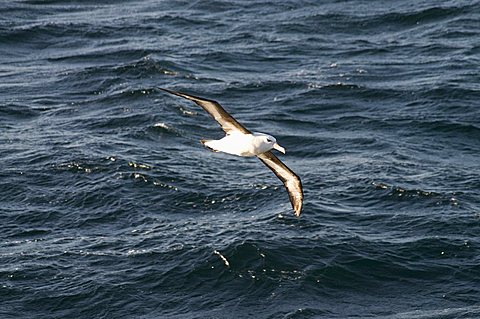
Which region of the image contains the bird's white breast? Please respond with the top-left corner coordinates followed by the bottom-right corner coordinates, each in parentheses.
top-left (210, 133), bottom-right (270, 157)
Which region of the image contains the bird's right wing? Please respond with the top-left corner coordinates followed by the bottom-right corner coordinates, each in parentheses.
top-left (159, 88), bottom-right (251, 135)
top-left (257, 151), bottom-right (303, 217)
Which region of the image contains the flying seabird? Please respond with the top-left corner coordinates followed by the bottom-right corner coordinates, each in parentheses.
top-left (160, 88), bottom-right (303, 217)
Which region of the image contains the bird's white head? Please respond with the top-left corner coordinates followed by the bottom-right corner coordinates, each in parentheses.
top-left (254, 133), bottom-right (286, 154)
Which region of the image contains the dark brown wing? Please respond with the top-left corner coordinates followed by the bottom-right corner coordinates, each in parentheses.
top-left (257, 151), bottom-right (303, 217)
top-left (159, 88), bottom-right (251, 135)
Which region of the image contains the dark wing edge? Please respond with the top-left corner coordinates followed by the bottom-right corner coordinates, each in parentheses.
top-left (257, 151), bottom-right (303, 217)
top-left (159, 88), bottom-right (251, 135)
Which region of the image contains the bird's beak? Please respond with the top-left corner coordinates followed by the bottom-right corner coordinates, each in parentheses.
top-left (273, 143), bottom-right (286, 154)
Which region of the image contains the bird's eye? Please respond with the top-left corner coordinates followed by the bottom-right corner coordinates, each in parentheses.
top-left (266, 138), bottom-right (272, 143)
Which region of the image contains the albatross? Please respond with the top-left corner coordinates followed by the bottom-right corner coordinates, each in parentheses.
top-left (160, 88), bottom-right (303, 217)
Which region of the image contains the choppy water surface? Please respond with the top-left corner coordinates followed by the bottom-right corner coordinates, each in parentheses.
top-left (1, 0), bottom-right (480, 318)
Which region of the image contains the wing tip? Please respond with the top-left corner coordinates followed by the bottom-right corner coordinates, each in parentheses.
top-left (158, 87), bottom-right (170, 93)
top-left (293, 201), bottom-right (303, 217)
top-left (291, 175), bottom-right (303, 217)
top-left (158, 87), bottom-right (181, 96)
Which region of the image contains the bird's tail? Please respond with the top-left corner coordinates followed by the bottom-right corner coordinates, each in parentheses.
top-left (200, 139), bottom-right (218, 152)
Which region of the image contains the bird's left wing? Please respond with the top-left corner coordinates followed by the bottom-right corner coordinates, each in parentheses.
top-left (159, 88), bottom-right (251, 135)
top-left (257, 151), bottom-right (303, 217)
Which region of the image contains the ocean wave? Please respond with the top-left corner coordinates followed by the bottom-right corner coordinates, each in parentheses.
top-left (0, 103), bottom-right (40, 120)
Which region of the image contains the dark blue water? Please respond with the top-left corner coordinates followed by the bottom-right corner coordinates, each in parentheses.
top-left (2, 1), bottom-right (480, 318)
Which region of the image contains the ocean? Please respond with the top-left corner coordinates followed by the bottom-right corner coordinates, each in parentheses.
top-left (1, 0), bottom-right (480, 318)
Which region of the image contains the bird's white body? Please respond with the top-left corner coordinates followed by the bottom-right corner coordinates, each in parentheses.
top-left (203, 132), bottom-right (285, 157)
